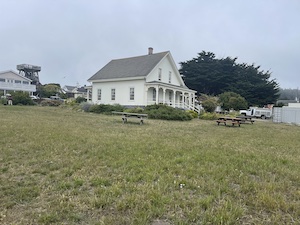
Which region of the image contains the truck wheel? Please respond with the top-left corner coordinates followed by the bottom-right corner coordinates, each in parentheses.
top-left (261, 115), bottom-right (266, 119)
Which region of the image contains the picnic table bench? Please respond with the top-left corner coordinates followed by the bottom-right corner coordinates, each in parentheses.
top-left (236, 115), bottom-right (255, 124)
top-left (112, 111), bottom-right (148, 125)
top-left (216, 117), bottom-right (242, 127)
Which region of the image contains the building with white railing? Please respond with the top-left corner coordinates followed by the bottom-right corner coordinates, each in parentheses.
top-left (0, 70), bottom-right (36, 95)
top-left (87, 48), bottom-right (199, 113)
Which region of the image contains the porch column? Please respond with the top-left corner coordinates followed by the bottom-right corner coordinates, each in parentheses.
top-left (155, 86), bottom-right (159, 104)
top-left (163, 88), bottom-right (166, 105)
top-left (192, 93), bottom-right (195, 109)
top-left (173, 90), bottom-right (176, 108)
top-left (145, 87), bottom-right (149, 106)
top-left (182, 92), bottom-right (185, 108)
top-left (87, 89), bottom-right (90, 102)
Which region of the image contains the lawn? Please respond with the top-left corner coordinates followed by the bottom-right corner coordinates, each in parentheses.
top-left (0, 105), bottom-right (300, 225)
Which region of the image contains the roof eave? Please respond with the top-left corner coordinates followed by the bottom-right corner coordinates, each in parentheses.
top-left (88, 76), bottom-right (146, 83)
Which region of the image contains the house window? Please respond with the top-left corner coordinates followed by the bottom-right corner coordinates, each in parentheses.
top-left (23, 81), bottom-right (29, 85)
top-left (130, 88), bottom-right (134, 100)
top-left (111, 88), bottom-right (115, 100)
top-left (158, 68), bottom-right (162, 81)
top-left (153, 89), bottom-right (156, 101)
top-left (0, 78), bottom-right (5, 82)
top-left (168, 71), bottom-right (172, 83)
top-left (97, 89), bottom-right (101, 100)
top-left (15, 80), bottom-right (21, 84)
top-left (169, 91), bottom-right (172, 102)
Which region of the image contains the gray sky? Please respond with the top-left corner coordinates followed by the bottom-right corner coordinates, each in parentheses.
top-left (1, 0), bottom-right (299, 89)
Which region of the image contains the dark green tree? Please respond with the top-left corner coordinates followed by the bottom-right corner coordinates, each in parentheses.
top-left (40, 83), bottom-right (62, 98)
top-left (179, 51), bottom-right (280, 106)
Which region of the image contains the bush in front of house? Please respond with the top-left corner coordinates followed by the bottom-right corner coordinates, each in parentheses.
top-left (89, 104), bottom-right (124, 114)
top-left (199, 112), bottom-right (219, 120)
top-left (124, 107), bottom-right (144, 114)
top-left (187, 110), bottom-right (199, 118)
top-left (144, 104), bottom-right (192, 121)
top-left (40, 99), bottom-right (63, 107)
top-left (80, 102), bottom-right (93, 112)
top-left (11, 92), bottom-right (35, 105)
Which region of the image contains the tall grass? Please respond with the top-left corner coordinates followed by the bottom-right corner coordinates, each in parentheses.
top-left (0, 105), bottom-right (300, 224)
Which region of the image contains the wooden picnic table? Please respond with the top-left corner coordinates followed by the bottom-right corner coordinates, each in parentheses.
top-left (112, 111), bottom-right (148, 125)
top-left (236, 115), bottom-right (255, 124)
top-left (216, 117), bottom-right (242, 127)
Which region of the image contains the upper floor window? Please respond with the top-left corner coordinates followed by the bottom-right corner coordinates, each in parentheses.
top-left (15, 80), bottom-right (21, 84)
top-left (23, 81), bottom-right (29, 85)
top-left (130, 88), bottom-right (134, 100)
top-left (0, 78), bottom-right (5, 82)
top-left (97, 89), bottom-right (101, 100)
top-left (168, 71), bottom-right (172, 83)
top-left (158, 68), bottom-right (162, 81)
top-left (111, 88), bottom-right (115, 101)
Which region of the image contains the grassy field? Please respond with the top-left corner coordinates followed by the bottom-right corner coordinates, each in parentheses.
top-left (0, 105), bottom-right (300, 225)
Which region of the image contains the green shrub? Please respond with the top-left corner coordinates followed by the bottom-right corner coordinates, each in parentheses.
top-left (66, 99), bottom-right (78, 107)
top-left (80, 102), bottom-right (93, 112)
top-left (0, 97), bottom-right (7, 105)
top-left (144, 104), bottom-right (192, 121)
top-left (40, 100), bottom-right (63, 107)
top-left (124, 107), bottom-right (144, 113)
top-left (10, 92), bottom-right (34, 105)
top-left (202, 99), bottom-right (217, 113)
top-left (89, 104), bottom-right (124, 114)
top-left (199, 112), bottom-right (219, 120)
top-left (75, 97), bottom-right (86, 104)
top-left (187, 110), bottom-right (198, 118)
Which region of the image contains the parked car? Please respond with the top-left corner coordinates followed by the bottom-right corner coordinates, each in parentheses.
top-left (30, 95), bottom-right (40, 100)
top-left (50, 96), bottom-right (64, 102)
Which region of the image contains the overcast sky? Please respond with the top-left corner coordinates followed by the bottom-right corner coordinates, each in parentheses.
top-left (1, 0), bottom-right (299, 89)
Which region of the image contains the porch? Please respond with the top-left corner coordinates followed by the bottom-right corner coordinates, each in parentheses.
top-left (0, 81), bottom-right (36, 95)
top-left (145, 83), bottom-right (199, 113)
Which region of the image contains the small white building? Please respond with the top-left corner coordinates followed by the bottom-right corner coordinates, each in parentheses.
top-left (273, 103), bottom-right (300, 125)
top-left (0, 70), bottom-right (36, 95)
top-left (87, 48), bottom-right (197, 111)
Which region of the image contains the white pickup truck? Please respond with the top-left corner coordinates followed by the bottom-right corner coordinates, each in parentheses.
top-left (239, 107), bottom-right (272, 119)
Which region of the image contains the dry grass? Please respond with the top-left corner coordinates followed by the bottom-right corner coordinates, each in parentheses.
top-left (0, 105), bottom-right (300, 224)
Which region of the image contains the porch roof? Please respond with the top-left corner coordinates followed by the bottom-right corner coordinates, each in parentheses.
top-left (145, 81), bottom-right (197, 93)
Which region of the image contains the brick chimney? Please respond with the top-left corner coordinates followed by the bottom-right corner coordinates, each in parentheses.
top-left (148, 47), bottom-right (153, 55)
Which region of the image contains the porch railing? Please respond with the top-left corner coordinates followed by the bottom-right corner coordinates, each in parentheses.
top-left (0, 82), bottom-right (36, 92)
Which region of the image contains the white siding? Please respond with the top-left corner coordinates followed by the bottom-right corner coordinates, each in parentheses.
top-left (146, 56), bottom-right (182, 86)
top-left (0, 71), bottom-right (36, 92)
top-left (91, 79), bottom-right (145, 105)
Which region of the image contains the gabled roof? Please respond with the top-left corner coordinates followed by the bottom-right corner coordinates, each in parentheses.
top-left (0, 70), bottom-right (32, 81)
top-left (63, 85), bottom-right (77, 92)
top-left (88, 51), bottom-right (169, 81)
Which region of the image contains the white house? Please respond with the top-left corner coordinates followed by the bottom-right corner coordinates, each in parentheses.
top-left (0, 70), bottom-right (36, 95)
top-left (87, 48), bottom-right (197, 111)
top-left (62, 85), bottom-right (89, 99)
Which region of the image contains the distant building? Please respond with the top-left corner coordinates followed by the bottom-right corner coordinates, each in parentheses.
top-left (276, 99), bottom-right (298, 106)
top-left (0, 70), bottom-right (36, 95)
top-left (62, 85), bottom-right (89, 99)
